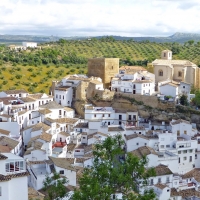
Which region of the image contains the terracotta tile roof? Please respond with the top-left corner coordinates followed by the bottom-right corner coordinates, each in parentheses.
top-left (0, 171), bottom-right (29, 182)
top-left (40, 101), bottom-right (64, 109)
top-left (154, 183), bottom-right (168, 189)
top-left (83, 152), bottom-right (94, 160)
top-left (67, 144), bottom-right (76, 152)
top-left (84, 144), bottom-right (94, 154)
top-left (59, 131), bottom-right (70, 137)
top-left (65, 158), bottom-right (75, 164)
top-left (4, 89), bottom-right (28, 94)
top-left (38, 109), bottom-right (52, 115)
top-left (154, 164), bottom-right (173, 176)
top-left (0, 145), bottom-right (12, 153)
top-left (0, 136), bottom-right (19, 150)
top-left (171, 188), bottom-right (200, 198)
top-left (108, 126), bottom-right (124, 132)
top-left (54, 118), bottom-right (79, 124)
top-left (18, 110), bottom-right (29, 116)
top-left (124, 133), bottom-right (149, 141)
top-left (27, 139), bottom-right (43, 149)
top-left (32, 122), bottom-right (51, 132)
top-left (20, 97), bottom-right (36, 102)
top-left (0, 97), bottom-right (17, 105)
top-left (0, 153), bottom-right (8, 160)
top-left (130, 146), bottom-right (157, 158)
top-left (0, 129), bottom-right (10, 136)
top-left (182, 168), bottom-right (200, 182)
top-left (28, 93), bottom-right (53, 100)
top-left (152, 59), bottom-right (196, 66)
top-left (81, 132), bottom-right (87, 135)
top-left (74, 123), bottom-right (88, 128)
top-left (76, 158), bottom-right (85, 163)
top-left (39, 132), bottom-right (52, 142)
top-left (125, 126), bottom-right (145, 130)
top-left (55, 86), bottom-right (71, 91)
top-left (161, 82), bottom-right (179, 88)
top-left (49, 157), bottom-right (76, 171)
top-left (28, 187), bottom-right (45, 200)
top-left (64, 107), bottom-right (74, 111)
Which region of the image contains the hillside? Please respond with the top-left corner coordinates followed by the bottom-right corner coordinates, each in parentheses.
top-left (0, 39), bottom-right (200, 93)
top-left (1, 32), bottom-right (200, 45)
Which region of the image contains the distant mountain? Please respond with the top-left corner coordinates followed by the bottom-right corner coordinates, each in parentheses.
top-left (92, 32), bottom-right (200, 43)
top-left (1, 32), bottom-right (200, 44)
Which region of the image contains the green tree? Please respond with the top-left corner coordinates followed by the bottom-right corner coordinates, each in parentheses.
top-left (192, 90), bottom-right (200, 107)
top-left (43, 172), bottom-right (68, 200)
top-left (179, 94), bottom-right (189, 106)
top-left (72, 135), bottom-right (156, 200)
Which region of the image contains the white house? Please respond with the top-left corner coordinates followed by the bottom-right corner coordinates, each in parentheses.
top-left (0, 153), bottom-right (28, 200)
top-left (22, 42), bottom-right (37, 48)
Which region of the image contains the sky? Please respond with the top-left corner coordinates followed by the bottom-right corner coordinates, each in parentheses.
top-left (0, 0), bottom-right (200, 37)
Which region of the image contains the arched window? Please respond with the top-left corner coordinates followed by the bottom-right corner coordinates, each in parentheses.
top-left (159, 70), bottom-right (163, 76)
top-left (178, 71), bottom-right (182, 77)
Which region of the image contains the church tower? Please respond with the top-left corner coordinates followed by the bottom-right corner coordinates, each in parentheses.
top-left (161, 50), bottom-right (172, 60)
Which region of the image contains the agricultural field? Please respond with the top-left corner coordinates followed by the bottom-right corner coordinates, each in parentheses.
top-left (0, 38), bottom-right (200, 93)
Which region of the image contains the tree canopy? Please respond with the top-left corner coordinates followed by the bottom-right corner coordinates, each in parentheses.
top-left (43, 172), bottom-right (68, 200)
top-left (72, 134), bottom-right (156, 200)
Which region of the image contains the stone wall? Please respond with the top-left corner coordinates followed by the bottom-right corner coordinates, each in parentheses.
top-left (87, 58), bottom-right (119, 88)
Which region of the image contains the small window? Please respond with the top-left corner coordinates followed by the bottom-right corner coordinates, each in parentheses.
top-left (190, 156), bottom-right (192, 162)
top-left (189, 150), bottom-right (193, 153)
top-left (94, 114), bottom-right (96, 118)
top-left (160, 145), bottom-right (164, 148)
top-left (102, 114), bottom-right (105, 117)
top-left (0, 186), bottom-right (2, 196)
top-left (159, 70), bottom-right (163, 76)
top-left (60, 170), bottom-right (64, 174)
top-left (178, 151), bottom-right (181, 154)
top-left (63, 96), bottom-right (64, 100)
top-left (136, 143), bottom-right (139, 145)
top-left (144, 143), bottom-right (147, 146)
top-left (184, 130), bottom-right (187, 134)
top-left (158, 178), bottom-right (161, 183)
top-left (108, 114), bottom-right (110, 117)
top-left (183, 150), bottom-right (187, 154)
top-left (184, 157), bottom-right (187, 160)
top-left (177, 130), bottom-right (180, 136)
top-left (178, 71), bottom-right (182, 77)
top-left (166, 145), bottom-right (170, 148)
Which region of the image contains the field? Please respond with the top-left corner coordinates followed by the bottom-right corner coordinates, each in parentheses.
top-left (0, 38), bottom-right (200, 93)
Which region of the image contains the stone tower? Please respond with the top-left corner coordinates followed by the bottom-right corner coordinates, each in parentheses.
top-left (88, 58), bottom-right (119, 88)
top-left (161, 50), bottom-right (172, 60)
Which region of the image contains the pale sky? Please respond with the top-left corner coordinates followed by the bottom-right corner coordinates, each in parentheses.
top-left (0, 0), bottom-right (200, 37)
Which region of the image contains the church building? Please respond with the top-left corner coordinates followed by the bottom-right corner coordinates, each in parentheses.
top-left (152, 50), bottom-right (200, 89)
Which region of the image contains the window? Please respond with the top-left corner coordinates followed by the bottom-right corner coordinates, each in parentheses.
top-left (56, 94), bottom-right (58, 98)
top-left (139, 132), bottom-right (141, 134)
top-left (159, 70), bottom-right (163, 76)
top-left (108, 114), bottom-right (110, 117)
top-left (82, 137), bottom-right (86, 139)
top-left (108, 122), bottom-right (110, 125)
top-left (59, 110), bottom-right (62, 115)
top-left (195, 154), bottom-right (197, 159)
top-left (190, 156), bottom-right (192, 162)
top-left (166, 177), bottom-right (170, 183)
top-left (63, 96), bottom-right (64, 100)
top-left (136, 143), bottom-right (139, 145)
top-left (189, 150), bottom-right (193, 153)
top-left (166, 145), bottom-right (170, 148)
top-left (158, 178), bottom-right (161, 183)
top-left (183, 86), bottom-right (185, 88)
top-left (60, 170), bottom-right (64, 174)
top-left (0, 186), bottom-right (2, 196)
top-left (150, 179), bottom-right (154, 185)
top-left (75, 150), bottom-right (80, 152)
top-left (184, 157), bottom-right (187, 160)
top-left (160, 145), bottom-right (164, 148)
top-left (145, 143), bottom-right (147, 146)
top-left (178, 151), bottom-right (181, 154)
top-left (183, 150), bottom-right (187, 154)
top-left (177, 130), bottom-right (180, 136)
top-left (178, 71), bottom-right (182, 77)
top-left (164, 53), bottom-right (166, 57)
top-left (94, 114), bottom-right (96, 118)
top-left (184, 130), bottom-right (187, 134)
top-left (59, 95), bottom-right (61, 99)
top-left (102, 114), bottom-right (105, 117)
top-left (179, 157), bottom-right (180, 163)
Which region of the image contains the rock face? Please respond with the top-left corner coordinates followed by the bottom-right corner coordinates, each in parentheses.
top-left (73, 90), bottom-right (200, 129)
